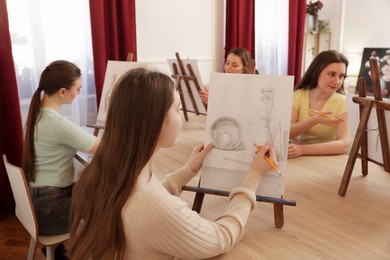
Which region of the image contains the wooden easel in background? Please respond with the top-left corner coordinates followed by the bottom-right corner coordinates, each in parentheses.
top-left (171, 52), bottom-right (207, 121)
top-left (338, 58), bottom-right (390, 196)
top-left (183, 55), bottom-right (297, 228)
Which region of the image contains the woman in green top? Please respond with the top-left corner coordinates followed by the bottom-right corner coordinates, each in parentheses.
top-left (22, 60), bottom-right (100, 258)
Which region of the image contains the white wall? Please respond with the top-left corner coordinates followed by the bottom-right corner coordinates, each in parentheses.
top-left (135, 0), bottom-right (224, 83)
top-left (136, 0), bottom-right (389, 84)
top-left (314, 0), bottom-right (342, 50)
top-left (305, 0), bottom-right (390, 90)
top-left (341, 0), bottom-right (390, 75)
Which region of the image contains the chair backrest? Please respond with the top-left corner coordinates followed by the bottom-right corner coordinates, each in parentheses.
top-left (3, 155), bottom-right (38, 241)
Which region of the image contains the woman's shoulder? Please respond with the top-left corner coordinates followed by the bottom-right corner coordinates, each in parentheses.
top-left (293, 88), bottom-right (309, 100)
top-left (125, 187), bottom-right (188, 213)
top-left (40, 108), bottom-right (72, 124)
top-left (294, 88), bottom-right (309, 94)
top-left (330, 92), bottom-right (346, 102)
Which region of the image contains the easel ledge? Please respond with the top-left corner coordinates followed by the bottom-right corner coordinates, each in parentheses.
top-left (182, 186), bottom-right (296, 228)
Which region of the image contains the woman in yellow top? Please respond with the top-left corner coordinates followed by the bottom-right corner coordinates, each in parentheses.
top-left (288, 50), bottom-right (350, 158)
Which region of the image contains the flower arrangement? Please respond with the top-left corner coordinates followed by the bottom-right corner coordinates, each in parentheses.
top-left (306, 0), bottom-right (323, 16)
top-left (376, 51), bottom-right (390, 83)
top-left (366, 50), bottom-right (390, 80)
top-left (365, 50), bottom-right (390, 97)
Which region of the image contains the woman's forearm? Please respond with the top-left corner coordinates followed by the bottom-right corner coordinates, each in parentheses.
top-left (300, 139), bottom-right (349, 156)
top-left (290, 117), bottom-right (318, 139)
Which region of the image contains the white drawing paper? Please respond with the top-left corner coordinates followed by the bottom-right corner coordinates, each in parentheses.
top-left (97, 60), bottom-right (165, 124)
top-left (167, 59), bottom-right (207, 115)
top-left (200, 73), bottom-right (294, 198)
top-left (346, 92), bottom-right (390, 164)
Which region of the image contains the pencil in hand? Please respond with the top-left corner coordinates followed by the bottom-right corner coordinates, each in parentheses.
top-left (253, 144), bottom-right (282, 176)
top-left (309, 110), bottom-right (333, 118)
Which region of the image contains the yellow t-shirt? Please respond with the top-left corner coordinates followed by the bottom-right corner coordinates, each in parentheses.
top-left (292, 88), bottom-right (347, 144)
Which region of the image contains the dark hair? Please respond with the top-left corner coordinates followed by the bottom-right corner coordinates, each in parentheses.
top-left (22, 60), bottom-right (81, 182)
top-left (296, 50), bottom-right (349, 94)
top-left (227, 47), bottom-right (252, 68)
top-left (68, 68), bottom-right (175, 259)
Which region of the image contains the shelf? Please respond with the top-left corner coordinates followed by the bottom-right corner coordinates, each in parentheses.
top-left (303, 32), bottom-right (331, 72)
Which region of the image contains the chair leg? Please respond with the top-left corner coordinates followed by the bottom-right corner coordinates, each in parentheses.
top-left (46, 246), bottom-right (55, 260)
top-left (27, 237), bottom-right (36, 260)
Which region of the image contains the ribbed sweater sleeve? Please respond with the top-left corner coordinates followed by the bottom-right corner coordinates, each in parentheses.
top-left (122, 169), bottom-right (263, 259)
top-left (162, 164), bottom-right (196, 196)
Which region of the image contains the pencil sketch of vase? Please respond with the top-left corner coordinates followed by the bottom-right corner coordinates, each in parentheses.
top-left (254, 117), bottom-right (270, 146)
top-left (260, 88), bottom-right (275, 128)
top-left (270, 122), bottom-right (289, 161)
top-left (252, 88), bottom-right (275, 145)
top-left (250, 87), bottom-right (287, 161)
top-left (210, 116), bottom-right (245, 151)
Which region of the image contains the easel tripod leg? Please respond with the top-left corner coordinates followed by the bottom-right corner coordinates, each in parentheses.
top-left (338, 100), bottom-right (373, 196)
top-left (192, 192), bottom-right (205, 213)
top-left (273, 203), bottom-right (284, 228)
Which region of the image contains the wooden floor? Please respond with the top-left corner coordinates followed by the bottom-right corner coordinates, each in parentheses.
top-left (1, 113), bottom-right (390, 259)
top-left (0, 214), bottom-right (45, 260)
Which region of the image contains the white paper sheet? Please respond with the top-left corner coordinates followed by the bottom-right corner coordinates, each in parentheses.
top-left (200, 73), bottom-right (294, 198)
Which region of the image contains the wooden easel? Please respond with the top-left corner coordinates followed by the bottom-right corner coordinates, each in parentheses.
top-left (338, 58), bottom-right (390, 196)
top-left (182, 185), bottom-right (296, 228)
top-left (183, 55), bottom-right (297, 228)
top-left (171, 52), bottom-right (207, 121)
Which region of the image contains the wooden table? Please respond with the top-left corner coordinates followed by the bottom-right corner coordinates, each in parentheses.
top-left (194, 155), bottom-right (390, 259)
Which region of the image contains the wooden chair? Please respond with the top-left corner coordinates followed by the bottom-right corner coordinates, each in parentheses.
top-left (3, 155), bottom-right (69, 260)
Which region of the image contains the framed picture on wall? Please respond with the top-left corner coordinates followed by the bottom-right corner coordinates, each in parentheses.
top-left (357, 48), bottom-right (390, 98)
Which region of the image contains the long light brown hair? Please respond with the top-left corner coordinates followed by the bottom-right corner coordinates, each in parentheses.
top-left (68, 68), bottom-right (175, 259)
top-left (22, 60), bottom-right (81, 182)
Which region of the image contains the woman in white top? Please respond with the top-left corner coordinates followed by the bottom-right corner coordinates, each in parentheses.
top-left (68, 68), bottom-right (276, 259)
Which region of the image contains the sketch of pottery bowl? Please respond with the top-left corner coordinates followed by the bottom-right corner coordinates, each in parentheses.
top-left (210, 116), bottom-right (243, 150)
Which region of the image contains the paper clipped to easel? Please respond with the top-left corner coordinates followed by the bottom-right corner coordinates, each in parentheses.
top-left (97, 60), bottom-right (169, 124)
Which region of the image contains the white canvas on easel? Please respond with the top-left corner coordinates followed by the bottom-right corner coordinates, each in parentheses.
top-left (167, 59), bottom-right (207, 115)
top-left (96, 60), bottom-right (165, 124)
top-left (200, 73), bottom-right (294, 198)
top-left (346, 92), bottom-right (390, 164)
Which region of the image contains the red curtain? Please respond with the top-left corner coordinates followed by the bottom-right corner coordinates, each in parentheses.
top-left (89, 0), bottom-right (137, 108)
top-left (0, 0), bottom-right (24, 215)
top-left (288, 0), bottom-right (306, 86)
top-left (225, 0), bottom-right (255, 59)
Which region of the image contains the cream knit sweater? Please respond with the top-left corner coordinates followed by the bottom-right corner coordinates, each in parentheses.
top-left (122, 164), bottom-right (263, 259)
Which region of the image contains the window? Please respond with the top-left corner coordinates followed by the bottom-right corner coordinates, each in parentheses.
top-left (6, 0), bottom-right (96, 126)
top-left (255, 0), bottom-right (289, 75)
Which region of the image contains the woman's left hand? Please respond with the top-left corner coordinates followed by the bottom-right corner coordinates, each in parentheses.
top-left (199, 88), bottom-right (209, 105)
top-left (288, 143), bottom-right (304, 158)
top-left (311, 111), bottom-right (347, 127)
top-left (187, 143), bottom-right (214, 173)
top-left (322, 114), bottom-right (348, 127)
